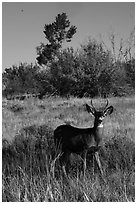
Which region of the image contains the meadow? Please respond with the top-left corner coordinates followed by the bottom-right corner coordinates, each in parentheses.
top-left (2, 96), bottom-right (135, 202)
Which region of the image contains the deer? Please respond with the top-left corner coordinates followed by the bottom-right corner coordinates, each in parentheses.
top-left (54, 99), bottom-right (114, 177)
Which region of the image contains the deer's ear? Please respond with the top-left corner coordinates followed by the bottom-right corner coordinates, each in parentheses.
top-left (86, 104), bottom-right (95, 115)
top-left (104, 106), bottom-right (113, 116)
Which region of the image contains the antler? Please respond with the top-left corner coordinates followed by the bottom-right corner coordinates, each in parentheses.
top-left (90, 99), bottom-right (96, 111)
top-left (103, 99), bottom-right (109, 110)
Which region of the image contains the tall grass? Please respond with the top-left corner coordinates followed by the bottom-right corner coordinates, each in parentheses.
top-left (2, 96), bottom-right (135, 201)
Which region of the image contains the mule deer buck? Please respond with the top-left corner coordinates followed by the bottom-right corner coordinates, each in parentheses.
top-left (54, 99), bottom-right (113, 176)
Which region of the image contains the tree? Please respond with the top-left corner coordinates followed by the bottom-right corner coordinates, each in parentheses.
top-left (36, 13), bottom-right (77, 66)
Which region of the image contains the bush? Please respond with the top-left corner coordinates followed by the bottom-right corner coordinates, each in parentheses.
top-left (2, 40), bottom-right (135, 99)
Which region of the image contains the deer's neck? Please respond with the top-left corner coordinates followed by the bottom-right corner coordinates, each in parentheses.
top-left (93, 122), bottom-right (104, 145)
top-left (94, 119), bottom-right (104, 129)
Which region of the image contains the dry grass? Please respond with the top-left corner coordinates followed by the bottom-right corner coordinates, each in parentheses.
top-left (2, 96), bottom-right (135, 201)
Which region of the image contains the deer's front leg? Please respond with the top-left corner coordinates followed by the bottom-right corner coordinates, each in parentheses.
top-left (95, 151), bottom-right (103, 175)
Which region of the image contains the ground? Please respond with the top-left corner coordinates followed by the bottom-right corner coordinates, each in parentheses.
top-left (2, 96), bottom-right (135, 202)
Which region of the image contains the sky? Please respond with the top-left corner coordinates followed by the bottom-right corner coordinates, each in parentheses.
top-left (2, 2), bottom-right (135, 70)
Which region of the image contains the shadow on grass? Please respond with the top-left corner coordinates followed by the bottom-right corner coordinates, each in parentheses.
top-left (3, 124), bottom-right (55, 176)
top-left (102, 132), bottom-right (135, 174)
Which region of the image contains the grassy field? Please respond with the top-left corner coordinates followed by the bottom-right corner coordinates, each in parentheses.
top-left (2, 96), bottom-right (135, 202)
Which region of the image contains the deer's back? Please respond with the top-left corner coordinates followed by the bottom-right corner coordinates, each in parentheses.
top-left (54, 124), bottom-right (96, 153)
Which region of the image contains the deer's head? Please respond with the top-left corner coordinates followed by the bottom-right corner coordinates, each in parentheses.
top-left (86, 99), bottom-right (113, 127)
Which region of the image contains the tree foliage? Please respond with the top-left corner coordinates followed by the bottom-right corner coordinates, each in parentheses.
top-left (36, 13), bottom-right (77, 66)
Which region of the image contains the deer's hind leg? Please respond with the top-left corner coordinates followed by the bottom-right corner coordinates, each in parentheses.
top-left (60, 150), bottom-right (71, 176)
top-left (81, 150), bottom-right (88, 178)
